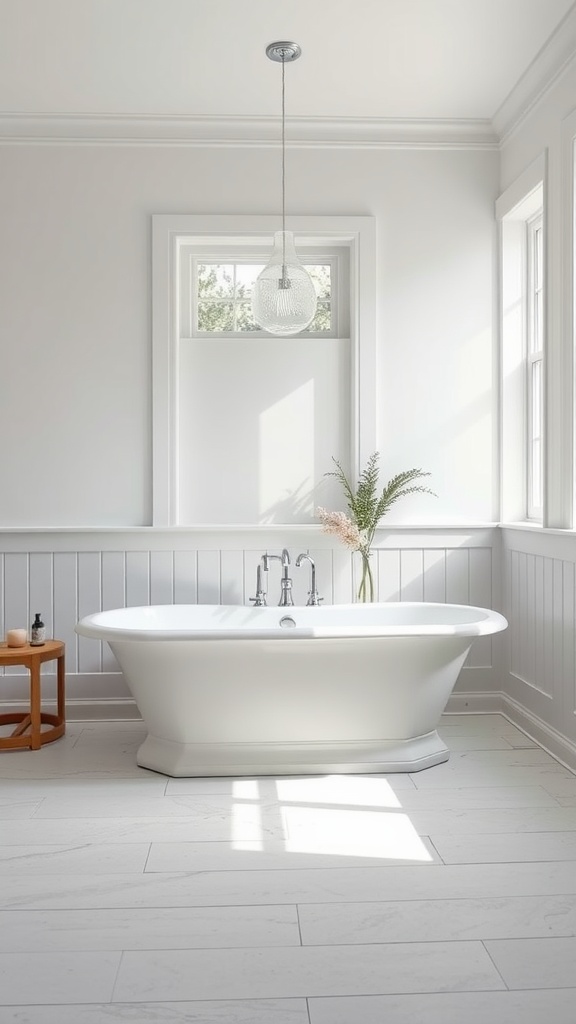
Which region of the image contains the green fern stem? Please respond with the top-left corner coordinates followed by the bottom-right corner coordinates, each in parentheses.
top-left (357, 548), bottom-right (374, 603)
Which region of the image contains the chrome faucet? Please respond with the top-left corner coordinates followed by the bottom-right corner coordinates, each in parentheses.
top-left (266, 548), bottom-right (294, 607)
top-left (296, 552), bottom-right (323, 606)
top-left (249, 555), bottom-right (269, 606)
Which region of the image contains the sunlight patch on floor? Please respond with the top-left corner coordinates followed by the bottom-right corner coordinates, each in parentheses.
top-left (231, 798), bottom-right (263, 851)
top-left (274, 775), bottom-right (402, 808)
top-left (232, 780), bottom-right (262, 799)
top-left (281, 806), bottom-right (433, 861)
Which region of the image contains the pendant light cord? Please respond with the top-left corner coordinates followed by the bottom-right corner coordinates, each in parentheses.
top-left (281, 52), bottom-right (286, 272)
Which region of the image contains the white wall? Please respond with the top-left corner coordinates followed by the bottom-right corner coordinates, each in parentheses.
top-left (0, 143), bottom-right (499, 526)
top-left (0, 137), bottom-right (502, 714)
top-left (376, 151), bottom-right (499, 523)
top-left (498, 62), bottom-right (576, 767)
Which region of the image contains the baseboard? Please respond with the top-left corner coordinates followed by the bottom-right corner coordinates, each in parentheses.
top-left (500, 694), bottom-right (576, 775)
top-left (66, 699), bottom-right (143, 722)
top-left (0, 692), bottom-right (508, 724)
top-left (444, 690), bottom-right (576, 773)
top-left (0, 697), bottom-right (142, 722)
top-left (32, 692), bottom-right (509, 723)
top-left (444, 691), bottom-right (506, 715)
top-left (4, 691), bottom-right (509, 724)
top-left (60, 693), bottom-right (506, 724)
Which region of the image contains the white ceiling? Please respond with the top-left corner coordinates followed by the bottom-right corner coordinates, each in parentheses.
top-left (0, 0), bottom-right (574, 121)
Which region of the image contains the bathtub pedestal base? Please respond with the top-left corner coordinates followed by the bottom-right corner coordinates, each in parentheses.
top-left (136, 731), bottom-right (450, 777)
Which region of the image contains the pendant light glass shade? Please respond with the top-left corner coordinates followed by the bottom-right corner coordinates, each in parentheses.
top-left (252, 230), bottom-right (317, 335)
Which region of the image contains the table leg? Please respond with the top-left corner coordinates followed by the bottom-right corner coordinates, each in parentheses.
top-left (29, 660), bottom-right (42, 750)
top-left (57, 651), bottom-right (66, 730)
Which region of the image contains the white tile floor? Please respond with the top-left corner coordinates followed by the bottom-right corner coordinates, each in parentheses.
top-left (1, 714), bottom-right (576, 1023)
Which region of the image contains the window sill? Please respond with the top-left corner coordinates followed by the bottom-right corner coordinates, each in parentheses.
top-left (499, 522), bottom-right (576, 537)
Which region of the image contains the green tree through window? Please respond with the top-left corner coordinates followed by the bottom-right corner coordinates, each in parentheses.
top-left (196, 262), bottom-right (332, 333)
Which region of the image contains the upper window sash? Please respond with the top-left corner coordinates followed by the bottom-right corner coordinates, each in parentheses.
top-left (527, 215), bottom-right (543, 357)
top-left (179, 246), bottom-right (349, 340)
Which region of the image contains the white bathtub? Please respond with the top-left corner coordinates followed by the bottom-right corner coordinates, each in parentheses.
top-left (75, 602), bottom-right (507, 777)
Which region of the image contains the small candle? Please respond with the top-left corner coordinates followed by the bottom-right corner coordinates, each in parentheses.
top-left (6, 628), bottom-right (27, 648)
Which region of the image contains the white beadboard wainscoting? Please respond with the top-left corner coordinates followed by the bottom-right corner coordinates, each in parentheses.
top-left (0, 527), bottom-right (500, 720)
top-left (500, 527), bottom-right (576, 771)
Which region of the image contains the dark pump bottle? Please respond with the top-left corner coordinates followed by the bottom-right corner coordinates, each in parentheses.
top-left (30, 613), bottom-right (46, 646)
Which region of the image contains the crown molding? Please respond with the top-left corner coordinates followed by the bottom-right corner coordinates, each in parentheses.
top-left (493, 2), bottom-right (576, 144)
top-left (0, 113), bottom-right (498, 150)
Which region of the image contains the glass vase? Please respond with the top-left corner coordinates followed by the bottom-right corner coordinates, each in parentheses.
top-left (357, 549), bottom-right (375, 603)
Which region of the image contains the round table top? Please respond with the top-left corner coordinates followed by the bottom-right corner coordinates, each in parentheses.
top-left (0, 639), bottom-right (64, 664)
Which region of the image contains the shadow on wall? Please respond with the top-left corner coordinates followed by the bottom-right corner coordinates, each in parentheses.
top-left (260, 478), bottom-right (316, 524)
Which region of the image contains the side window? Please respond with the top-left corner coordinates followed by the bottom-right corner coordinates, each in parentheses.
top-left (498, 168), bottom-right (545, 524)
top-left (526, 214), bottom-right (544, 520)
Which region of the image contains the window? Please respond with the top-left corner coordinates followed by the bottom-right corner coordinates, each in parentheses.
top-left (497, 156), bottom-right (545, 524)
top-left (177, 241), bottom-right (349, 524)
top-left (526, 214), bottom-right (544, 519)
top-left (152, 215), bottom-right (377, 526)
top-left (194, 260), bottom-right (334, 335)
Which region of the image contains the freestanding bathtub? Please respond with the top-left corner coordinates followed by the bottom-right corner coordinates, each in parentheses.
top-left (76, 598), bottom-right (506, 774)
top-left (75, 602), bottom-right (507, 777)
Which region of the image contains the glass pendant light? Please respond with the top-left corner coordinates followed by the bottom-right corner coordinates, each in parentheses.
top-left (252, 42), bottom-right (318, 336)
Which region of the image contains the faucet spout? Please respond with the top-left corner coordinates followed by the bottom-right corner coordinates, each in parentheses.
top-left (296, 552), bottom-right (323, 606)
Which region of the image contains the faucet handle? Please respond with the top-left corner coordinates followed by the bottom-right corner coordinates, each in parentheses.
top-left (249, 563), bottom-right (267, 606)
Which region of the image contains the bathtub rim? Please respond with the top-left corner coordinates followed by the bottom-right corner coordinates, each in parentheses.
top-left (75, 601), bottom-right (508, 643)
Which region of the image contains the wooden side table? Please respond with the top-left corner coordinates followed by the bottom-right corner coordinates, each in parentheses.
top-left (0, 640), bottom-right (66, 751)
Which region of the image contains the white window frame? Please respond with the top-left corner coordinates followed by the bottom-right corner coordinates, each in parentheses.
top-left (563, 108), bottom-right (576, 529)
top-left (526, 213), bottom-right (544, 520)
top-left (497, 154), bottom-right (546, 525)
top-left (152, 215), bottom-right (377, 527)
top-left (185, 249), bottom-right (346, 340)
